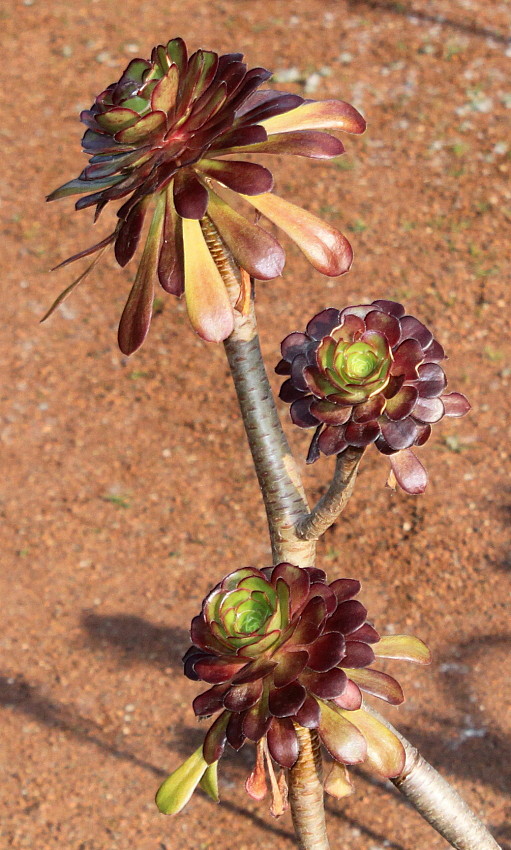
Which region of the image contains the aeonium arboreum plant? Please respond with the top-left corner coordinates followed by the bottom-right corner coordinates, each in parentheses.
top-left (45, 37), bottom-right (365, 353)
top-left (156, 563), bottom-right (430, 816)
top-left (277, 299), bottom-right (471, 494)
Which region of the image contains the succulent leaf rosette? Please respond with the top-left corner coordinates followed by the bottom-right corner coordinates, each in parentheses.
top-left (46, 38), bottom-right (365, 353)
top-left (156, 563), bottom-right (430, 815)
top-left (277, 300), bottom-right (471, 494)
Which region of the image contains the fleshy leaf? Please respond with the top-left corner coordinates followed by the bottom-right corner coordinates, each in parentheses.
top-left (206, 190), bottom-right (285, 279)
top-left (241, 192), bottom-right (353, 276)
top-left (117, 194), bottom-right (165, 354)
top-left (344, 668), bottom-right (404, 704)
top-left (373, 634), bottom-right (431, 664)
top-left (335, 708), bottom-right (405, 777)
top-left (324, 761), bottom-right (354, 799)
top-left (261, 99), bottom-right (366, 135)
top-left (317, 700), bottom-right (366, 764)
top-left (182, 217), bottom-right (234, 342)
top-left (155, 746), bottom-right (210, 814)
top-left (388, 449), bottom-right (428, 495)
top-left (199, 761), bottom-right (220, 803)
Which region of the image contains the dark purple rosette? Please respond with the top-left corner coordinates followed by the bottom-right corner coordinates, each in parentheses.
top-left (156, 563), bottom-right (430, 815)
top-left (277, 300), bottom-right (471, 494)
top-left (46, 38), bottom-right (365, 353)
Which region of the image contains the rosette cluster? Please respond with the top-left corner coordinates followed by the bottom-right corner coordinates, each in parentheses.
top-left (46, 38), bottom-right (365, 353)
top-left (156, 563), bottom-right (430, 815)
top-left (277, 300), bottom-right (470, 493)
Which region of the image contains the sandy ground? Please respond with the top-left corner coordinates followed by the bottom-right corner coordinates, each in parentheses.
top-left (1, 0), bottom-right (510, 848)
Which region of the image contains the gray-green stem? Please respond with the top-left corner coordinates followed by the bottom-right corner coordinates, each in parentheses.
top-left (202, 214), bottom-right (501, 850)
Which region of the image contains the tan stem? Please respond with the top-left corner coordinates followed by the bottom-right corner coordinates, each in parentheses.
top-left (289, 726), bottom-right (330, 850)
top-left (296, 448), bottom-right (365, 540)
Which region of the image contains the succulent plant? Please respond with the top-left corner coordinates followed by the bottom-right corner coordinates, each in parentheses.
top-left (45, 38), bottom-right (366, 353)
top-left (277, 300), bottom-right (470, 493)
top-left (156, 563), bottom-right (430, 815)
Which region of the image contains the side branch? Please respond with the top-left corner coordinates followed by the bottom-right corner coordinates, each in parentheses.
top-left (366, 707), bottom-right (502, 850)
top-left (296, 448), bottom-right (364, 540)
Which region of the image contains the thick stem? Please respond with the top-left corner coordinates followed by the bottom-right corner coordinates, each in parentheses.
top-left (202, 217), bottom-right (327, 848)
top-left (296, 448), bottom-right (365, 540)
top-left (201, 216), bottom-right (315, 566)
top-left (289, 726), bottom-right (330, 850)
top-left (365, 706), bottom-right (502, 850)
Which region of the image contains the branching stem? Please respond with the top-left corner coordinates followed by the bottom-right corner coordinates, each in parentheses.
top-left (296, 448), bottom-right (365, 540)
top-left (203, 216), bottom-right (500, 850)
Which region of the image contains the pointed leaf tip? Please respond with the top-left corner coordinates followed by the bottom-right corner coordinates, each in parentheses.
top-left (155, 746), bottom-right (210, 815)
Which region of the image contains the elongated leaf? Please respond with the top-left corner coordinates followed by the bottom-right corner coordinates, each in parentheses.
top-left (261, 99), bottom-right (366, 135)
top-left (388, 448), bottom-right (428, 495)
top-left (182, 217), bottom-right (234, 342)
top-left (118, 194), bottom-right (165, 354)
top-left (373, 634), bottom-right (431, 664)
top-left (41, 242), bottom-right (112, 322)
top-left (344, 668), bottom-right (404, 704)
top-left (241, 192), bottom-right (352, 276)
top-left (206, 190), bottom-right (284, 279)
top-left (219, 130), bottom-right (345, 159)
top-left (155, 746), bottom-right (209, 814)
top-left (335, 707), bottom-right (405, 777)
top-left (317, 700), bottom-right (366, 764)
top-left (200, 761), bottom-right (220, 803)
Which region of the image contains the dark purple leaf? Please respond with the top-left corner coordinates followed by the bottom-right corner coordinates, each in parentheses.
top-left (389, 449), bottom-right (428, 494)
top-left (344, 420), bottom-right (380, 447)
top-left (279, 379), bottom-right (305, 404)
top-left (193, 684), bottom-right (230, 716)
top-left (349, 623), bottom-right (380, 644)
top-left (424, 339), bottom-right (445, 362)
top-left (203, 711), bottom-right (229, 763)
top-left (269, 682), bottom-right (307, 717)
top-left (318, 425), bottom-right (348, 456)
top-left (200, 159), bottom-right (274, 195)
top-left (158, 193), bottom-right (185, 296)
top-left (329, 579), bottom-right (361, 603)
top-left (310, 400), bottom-right (352, 426)
top-left (266, 718), bottom-right (299, 768)
top-left (371, 299), bottom-right (405, 319)
top-left (226, 710), bottom-right (246, 750)
top-left (327, 600), bottom-right (367, 635)
top-left (342, 640), bottom-right (375, 668)
top-left (280, 331), bottom-right (310, 361)
top-left (441, 392), bottom-right (471, 417)
top-left (306, 308), bottom-right (341, 340)
top-left (384, 386), bottom-right (419, 421)
top-left (290, 397), bottom-right (319, 428)
top-left (365, 309), bottom-right (401, 347)
top-left (194, 656), bottom-right (250, 684)
top-left (242, 699), bottom-right (272, 741)
top-left (223, 679), bottom-right (263, 712)
top-left (307, 632), bottom-right (346, 672)
top-left (399, 315), bottom-right (433, 349)
top-left (415, 362), bottom-right (447, 398)
top-left (412, 396), bottom-right (445, 424)
top-left (233, 129), bottom-right (345, 158)
top-left (173, 169), bottom-right (209, 219)
top-left (294, 695), bottom-right (320, 728)
top-left (272, 651), bottom-right (308, 688)
top-left (302, 667), bottom-right (348, 699)
top-left (391, 339), bottom-right (424, 380)
top-left (351, 395), bottom-right (385, 424)
top-left (380, 416), bottom-right (419, 450)
top-left (115, 198), bottom-right (148, 267)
